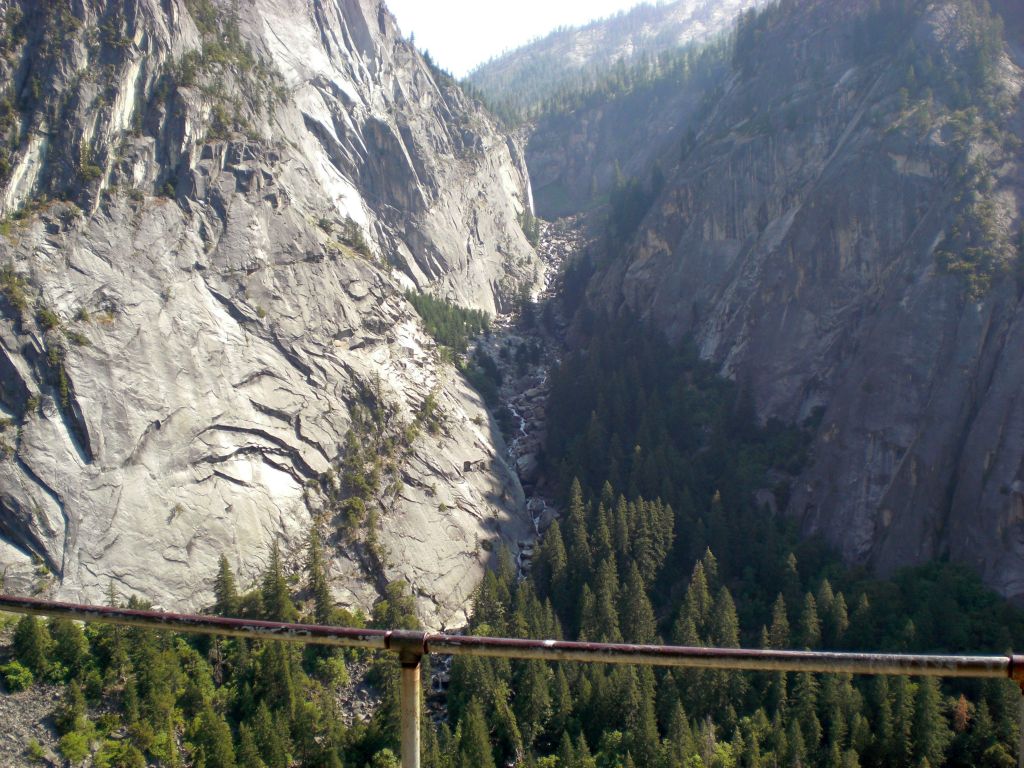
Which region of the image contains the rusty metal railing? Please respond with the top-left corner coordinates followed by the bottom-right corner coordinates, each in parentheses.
top-left (2, 594), bottom-right (1022, 768)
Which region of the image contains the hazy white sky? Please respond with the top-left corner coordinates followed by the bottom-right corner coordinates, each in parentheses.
top-left (386, 0), bottom-right (655, 77)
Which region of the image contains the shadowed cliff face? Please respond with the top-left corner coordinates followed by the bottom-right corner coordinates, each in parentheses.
top-left (526, 51), bottom-right (727, 220)
top-left (0, 0), bottom-right (540, 627)
top-left (582, 0), bottom-right (1024, 599)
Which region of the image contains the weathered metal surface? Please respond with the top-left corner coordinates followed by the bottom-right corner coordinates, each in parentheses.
top-left (388, 629), bottom-right (428, 666)
top-left (400, 661), bottom-right (422, 768)
top-left (0, 594), bottom-right (1018, 682)
top-left (4, 592), bottom-right (1022, 768)
top-left (424, 634), bottom-right (1014, 679)
top-left (1012, 655), bottom-right (1024, 689)
top-left (0, 595), bottom-right (390, 650)
top-left (1020, 695), bottom-right (1024, 768)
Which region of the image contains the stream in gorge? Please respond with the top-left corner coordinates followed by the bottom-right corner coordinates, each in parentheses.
top-left (484, 218), bottom-right (585, 579)
top-left (425, 218), bottom-right (587, 711)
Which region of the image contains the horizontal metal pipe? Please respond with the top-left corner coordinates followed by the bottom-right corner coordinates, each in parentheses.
top-left (426, 633), bottom-right (1015, 679)
top-left (0, 595), bottom-right (1018, 683)
top-left (0, 595), bottom-right (390, 651)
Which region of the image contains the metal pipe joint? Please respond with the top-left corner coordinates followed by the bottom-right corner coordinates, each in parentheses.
top-left (1010, 655), bottom-right (1024, 692)
top-left (387, 629), bottom-right (427, 667)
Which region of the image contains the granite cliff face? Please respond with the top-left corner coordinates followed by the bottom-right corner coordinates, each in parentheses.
top-left (0, 0), bottom-right (540, 627)
top-left (585, 0), bottom-right (1024, 599)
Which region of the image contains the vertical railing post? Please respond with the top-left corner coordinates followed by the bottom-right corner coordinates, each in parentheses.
top-left (400, 655), bottom-right (422, 768)
top-left (1012, 656), bottom-right (1024, 768)
top-left (388, 630), bottom-right (427, 768)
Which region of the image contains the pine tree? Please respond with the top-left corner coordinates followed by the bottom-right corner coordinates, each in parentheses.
top-left (592, 504), bottom-right (614, 563)
top-left (253, 701), bottom-right (291, 768)
top-left (912, 677), bottom-right (952, 767)
top-left (890, 676), bottom-right (916, 767)
top-left (983, 678), bottom-right (1021, 751)
top-left (491, 685), bottom-right (524, 765)
top-left (656, 668), bottom-right (681, 731)
top-left (214, 554), bottom-right (241, 617)
top-left (816, 580), bottom-right (835, 645)
top-left (967, 700), bottom-right (997, 761)
top-left (680, 561), bottom-right (712, 639)
top-left (54, 680), bottom-right (87, 735)
top-left (709, 587), bottom-right (747, 716)
top-left (306, 527), bottom-right (332, 625)
top-left (781, 553), bottom-right (801, 608)
top-left (787, 716), bottom-right (808, 767)
top-left (798, 593), bottom-right (822, 649)
top-left (194, 705), bottom-right (237, 768)
top-left (13, 615), bottom-right (51, 676)
top-left (557, 731), bottom-right (576, 768)
top-left (740, 710), bottom-right (769, 767)
top-left (829, 592), bottom-right (850, 648)
top-left (374, 580), bottom-right (421, 630)
top-left (576, 732), bottom-right (597, 768)
top-left (92, 584), bottom-right (129, 682)
top-left (710, 587), bottom-right (740, 648)
top-left (458, 698), bottom-right (496, 768)
top-left (849, 593), bottom-right (873, 649)
top-left (534, 519), bottom-right (567, 602)
top-left (258, 642), bottom-right (297, 717)
top-left (236, 724), bottom-right (267, 768)
top-left (665, 701), bottom-right (696, 764)
top-left (629, 668), bottom-right (660, 768)
top-left (578, 584), bottom-right (599, 641)
top-left (700, 548), bottom-right (720, 591)
top-left (261, 540), bottom-right (297, 622)
top-left (651, 500), bottom-right (675, 578)
top-left (952, 694), bottom-right (971, 734)
top-left (767, 594), bottom-right (790, 649)
top-left (816, 579), bottom-right (835, 615)
top-left (613, 495), bottom-right (631, 569)
top-left (865, 676), bottom-right (894, 766)
top-left (422, 721), bottom-right (450, 768)
top-left (592, 557), bottom-right (622, 643)
top-left (472, 571), bottom-right (504, 635)
top-left (549, 666), bottom-right (573, 737)
top-left (123, 677), bottom-right (140, 725)
top-left (564, 479), bottom-right (593, 604)
top-left (792, 672), bottom-right (822, 755)
top-left (49, 618), bottom-right (89, 679)
top-left (159, 714), bottom-right (183, 768)
top-left (513, 660), bottom-right (551, 749)
top-left (620, 563), bottom-right (657, 644)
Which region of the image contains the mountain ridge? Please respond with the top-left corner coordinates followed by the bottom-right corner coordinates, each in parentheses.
top-left (464, 0), bottom-right (765, 122)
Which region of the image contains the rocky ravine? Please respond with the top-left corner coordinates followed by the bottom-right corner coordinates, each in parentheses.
top-left (0, 0), bottom-right (541, 628)
top-left (485, 220), bottom-right (582, 551)
top-left (423, 218), bottom-right (581, 717)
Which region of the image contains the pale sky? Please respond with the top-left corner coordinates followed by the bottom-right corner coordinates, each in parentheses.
top-left (386, 0), bottom-right (659, 77)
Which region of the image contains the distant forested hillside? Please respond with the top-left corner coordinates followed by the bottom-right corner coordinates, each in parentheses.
top-left (464, 0), bottom-right (764, 123)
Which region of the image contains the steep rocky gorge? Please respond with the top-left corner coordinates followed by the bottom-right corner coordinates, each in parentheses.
top-left (573, 0), bottom-right (1024, 599)
top-left (0, 0), bottom-right (542, 628)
